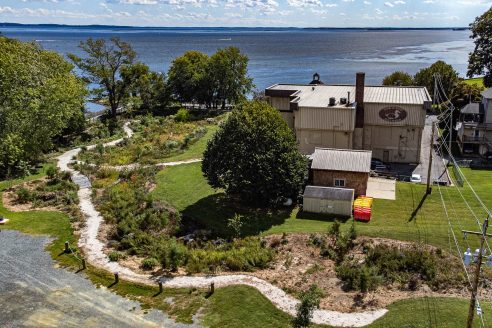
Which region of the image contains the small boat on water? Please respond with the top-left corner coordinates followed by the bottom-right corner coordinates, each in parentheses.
top-left (219, 38), bottom-right (232, 41)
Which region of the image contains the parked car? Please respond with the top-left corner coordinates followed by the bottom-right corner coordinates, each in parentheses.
top-left (371, 159), bottom-right (390, 171)
top-left (410, 174), bottom-right (422, 183)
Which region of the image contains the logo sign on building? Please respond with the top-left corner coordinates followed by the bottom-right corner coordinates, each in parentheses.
top-left (379, 106), bottom-right (407, 122)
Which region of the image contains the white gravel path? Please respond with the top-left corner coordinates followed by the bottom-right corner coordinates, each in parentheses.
top-left (56, 122), bottom-right (388, 327)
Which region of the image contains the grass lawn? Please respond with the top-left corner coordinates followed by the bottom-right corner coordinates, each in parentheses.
top-left (463, 77), bottom-right (485, 88)
top-left (153, 162), bottom-right (492, 251)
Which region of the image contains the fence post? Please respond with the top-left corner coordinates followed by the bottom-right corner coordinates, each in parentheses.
top-left (114, 272), bottom-right (119, 284)
top-left (64, 241), bottom-right (69, 253)
top-left (159, 281), bottom-right (163, 293)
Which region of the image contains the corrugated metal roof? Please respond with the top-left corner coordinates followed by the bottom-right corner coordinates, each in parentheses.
top-left (311, 148), bottom-right (372, 173)
top-left (266, 84), bottom-right (431, 106)
top-left (461, 103), bottom-right (482, 114)
top-left (303, 185), bottom-right (354, 201)
top-left (482, 88), bottom-right (492, 99)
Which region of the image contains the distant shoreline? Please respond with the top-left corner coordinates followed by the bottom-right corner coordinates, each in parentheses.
top-left (0, 22), bottom-right (469, 31)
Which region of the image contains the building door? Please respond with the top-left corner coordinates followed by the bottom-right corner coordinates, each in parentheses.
top-left (383, 150), bottom-right (389, 162)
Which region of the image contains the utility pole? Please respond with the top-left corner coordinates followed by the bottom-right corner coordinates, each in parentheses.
top-left (449, 104), bottom-right (454, 156)
top-left (427, 123), bottom-right (435, 194)
top-left (464, 217), bottom-right (489, 328)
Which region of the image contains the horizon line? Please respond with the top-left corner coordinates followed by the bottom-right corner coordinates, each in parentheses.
top-left (0, 22), bottom-right (469, 30)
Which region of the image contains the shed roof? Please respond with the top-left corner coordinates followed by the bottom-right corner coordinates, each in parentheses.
top-left (303, 185), bottom-right (354, 201)
top-left (461, 103), bottom-right (483, 115)
top-left (311, 148), bottom-right (372, 173)
top-left (266, 84), bottom-right (431, 106)
top-left (482, 88), bottom-right (492, 99)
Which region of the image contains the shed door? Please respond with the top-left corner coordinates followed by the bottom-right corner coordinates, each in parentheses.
top-left (383, 150), bottom-right (389, 162)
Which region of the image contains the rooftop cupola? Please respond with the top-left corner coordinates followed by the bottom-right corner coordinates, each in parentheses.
top-left (309, 72), bottom-right (324, 85)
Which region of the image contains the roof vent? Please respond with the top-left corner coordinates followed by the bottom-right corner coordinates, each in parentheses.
top-left (340, 97), bottom-right (347, 105)
top-left (329, 97), bottom-right (336, 106)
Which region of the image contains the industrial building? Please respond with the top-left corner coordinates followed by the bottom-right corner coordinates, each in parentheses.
top-left (265, 73), bottom-right (432, 163)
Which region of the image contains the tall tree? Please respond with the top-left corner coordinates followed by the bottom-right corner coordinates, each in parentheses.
top-left (202, 101), bottom-right (307, 206)
top-left (382, 71), bottom-right (414, 86)
top-left (122, 62), bottom-right (170, 114)
top-left (167, 50), bottom-right (209, 105)
top-left (451, 81), bottom-right (484, 109)
top-left (69, 38), bottom-right (136, 117)
top-left (207, 47), bottom-right (254, 109)
top-left (468, 7), bottom-right (492, 88)
top-left (0, 37), bottom-right (86, 177)
top-left (414, 60), bottom-right (459, 99)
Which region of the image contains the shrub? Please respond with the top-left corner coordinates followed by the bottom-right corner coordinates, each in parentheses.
top-left (46, 166), bottom-right (57, 180)
top-left (141, 257), bottom-right (159, 270)
top-left (335, 261), bottom-right (382, 293)
top-left (16, 188), bottom-right (32, 203)
top-left (174, 108), bottom-right (190, 122)
top-left (328, 220), bottom-right (341, 238)
top-left (108, 251), bottom-right (124, 262)
top-left (292, 284), bottom-right (324, 328)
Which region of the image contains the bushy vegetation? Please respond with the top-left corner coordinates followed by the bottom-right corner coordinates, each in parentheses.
top-left (186, 237), bottom-right (273, 273)
top-left (291, 284), bottom-right (324, 328)
top-left (95, 167), bottom-right (273, 273)
top-left (62, 118), bottom-right (125, 148)
top-left (13, 167), bottom-right (79, 209)
top-left (79, 115), bottom-right (212, 165)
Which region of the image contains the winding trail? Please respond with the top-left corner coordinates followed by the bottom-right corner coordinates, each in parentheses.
top-left (56, 122), bottom-right (388, 327)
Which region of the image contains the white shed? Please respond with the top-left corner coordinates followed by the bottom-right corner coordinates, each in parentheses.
top-left (303, 185), bottom-right (354, 217)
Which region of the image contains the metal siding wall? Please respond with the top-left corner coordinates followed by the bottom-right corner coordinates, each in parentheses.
top-left (297, 129), bottom-right (353, 154)
top-left (269, 96), bottom-right (291, 111)
top-left (365, 125), bottom-right (422, 163)
top-left (364, 103), bottom-right (425, 126)
top-left (296, 107), bottom-right (355, 131)
top-left (280, 112), bottom-right (294, 129)
top-left (303, 198), bottom-right (352, 216)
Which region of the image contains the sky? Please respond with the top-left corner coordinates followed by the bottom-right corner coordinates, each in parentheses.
top-left (0, 0), bottom-right (490, 27)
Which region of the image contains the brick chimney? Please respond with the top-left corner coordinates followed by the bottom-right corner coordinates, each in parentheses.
top-left (355, 72), bottom-right (365, 128)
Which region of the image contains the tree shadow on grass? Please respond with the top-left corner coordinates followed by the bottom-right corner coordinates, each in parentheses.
top-left (181, 193), bottom-right (293, 238)
top-left (295, 210), bottom-right (351, 223)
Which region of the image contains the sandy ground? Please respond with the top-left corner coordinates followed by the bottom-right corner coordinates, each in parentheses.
top-left (0, 230), bottom-right (194, 328)
top-left (55, 122), bottom-right (389, 327)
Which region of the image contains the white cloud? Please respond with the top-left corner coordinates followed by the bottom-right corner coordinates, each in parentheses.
top-left (363, 1), bottom-right (371, 5)
top-left (384, 2), bottom-right (394, 7)
top-left (287, 0), bottom-right (322, 7)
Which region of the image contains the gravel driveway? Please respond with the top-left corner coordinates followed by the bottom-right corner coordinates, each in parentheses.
top-left (0, 230), bottom-right (196, 328)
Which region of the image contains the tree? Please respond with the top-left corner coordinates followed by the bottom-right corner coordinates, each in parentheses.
top-left (451, 80), bottom-right (484, 109)
top-left (382, 71), bottom-right (414, 86)
top-left (0, 37), bottom-right (86, 177)
top-left (202, 101), bottom-right (307, 206)
top-left (468, 7), bottom-right (492, 88)
top-left (207, 47), bottom-right (254, 109)
top-left (167, 50), bottom-right (209, 105)
top-left (122, 62), bottom-right (170, 114)
top-left (291, 285), bottom-right (323, 328)
top-left (414, 60), bottom-right (459, 98)
top-left (69, 38), bottom-right (136, 117)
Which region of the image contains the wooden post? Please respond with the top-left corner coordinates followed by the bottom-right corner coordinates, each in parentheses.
top-left (114, 272), bottom-right (119, 284)
top-left (426, 124), bottom-right (435, 194)
top-left (159, 281), bottom-right (163, 293)
top-left (82, 259), bottom-right (86, 270)
top-left (466, 217), bottom-right (489, 328)
top-left (210, 282), bottom-right (214, 295)
top-left (64, 241), bottom-right (70, 253)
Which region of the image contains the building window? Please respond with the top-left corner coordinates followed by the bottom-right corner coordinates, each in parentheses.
top-left (334, 179), bottom-right (346, 187)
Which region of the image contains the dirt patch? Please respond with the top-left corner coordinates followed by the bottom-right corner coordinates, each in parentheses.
top-left (248, 234), bottom-right (488, 313)
top-left (2, 180), bottom-right (60, 213)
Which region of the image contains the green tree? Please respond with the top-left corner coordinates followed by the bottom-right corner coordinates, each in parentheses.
top-left (167, 50), bottom-right (209, 105)
top-left (451, 80), bottom-right (484, 109)
top-left (0, 37), bottom-right (86, 177)
top-left (382, 71), bottom-right (414, 86)
top-left (202, 101), bottom-right (307, 205)
top-left (468, 7), bottom-right (492, 87)
top-left (414, 60), bottom-right (459, 98)
top-left (207, 47), bottom-right (254, 109)
top-left (291, 285), bottom-right (323, 328)
top-left (122, 62), bottom-right (170, 114)
top-left (69, 38), bottom-right (136, 118)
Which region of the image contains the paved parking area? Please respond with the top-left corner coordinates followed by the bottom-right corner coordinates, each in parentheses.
top-left (366, 177), bottom-right (396, 200)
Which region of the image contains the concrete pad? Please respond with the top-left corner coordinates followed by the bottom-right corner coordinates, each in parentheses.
top-left (366, 177), bottom-right (396, 200)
